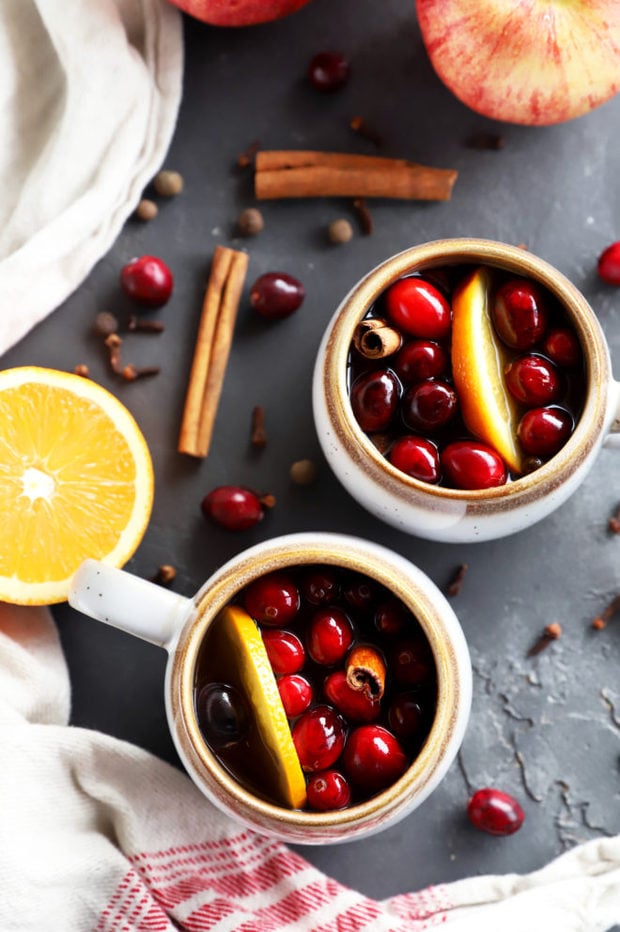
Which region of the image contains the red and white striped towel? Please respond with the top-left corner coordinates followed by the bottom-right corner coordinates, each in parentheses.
top-left (0, 603), bottom-right (618, 932)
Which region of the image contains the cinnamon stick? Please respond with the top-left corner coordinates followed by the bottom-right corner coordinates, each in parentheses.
top-left (353, 318), bottom-right (402, 358)
top-left (178, 246), bottom-right (249, 458)
top-left (346, 645), bottom-right (387, 699)
top-left (255, 150), bottom-right (457, 201)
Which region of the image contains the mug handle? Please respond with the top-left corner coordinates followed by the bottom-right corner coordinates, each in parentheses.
top-left (69, 560), bottom-right (194, 650)
top-left (604, 380), bottom-right (620, 449)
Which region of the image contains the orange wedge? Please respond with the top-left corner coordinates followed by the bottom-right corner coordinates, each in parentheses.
top-left (0, 367), bottom-right (153, 605)
top-left (452, 268), bottom-right (523, 475)
top-left (209, 605), bottom-right (307, 809)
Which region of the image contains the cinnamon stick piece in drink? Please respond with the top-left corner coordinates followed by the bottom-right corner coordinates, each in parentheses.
top-left (255, 150), bottom-right (458, 201)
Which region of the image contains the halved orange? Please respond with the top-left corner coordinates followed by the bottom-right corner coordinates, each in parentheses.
top-left (0, 367), bottom-right (153, 604)
top-left (452, 268), bottom-right (523, 475)
top-left (209, 605), bottom-right (307, 809)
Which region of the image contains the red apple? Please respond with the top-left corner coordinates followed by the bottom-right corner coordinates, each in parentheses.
top-left (415, 0), bottom-right (620, 126)
top-left (168, 0), bottom-right (312, 27)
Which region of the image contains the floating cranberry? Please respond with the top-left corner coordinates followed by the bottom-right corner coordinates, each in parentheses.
top-left (201, 486), bottom-right (264, 531)
top-left (301, 567), bottom-right (340, 605)
top-left (250, 272), bottom-right (305, 319)
top-left (388, 693), bottom-right (424, 741)
top-left (597, 241), bottom-right (620, 285)
top-left (307, 51), bottom-right (350, 92)
top-left (306, 770), bottom-right (351, 811)
top-left (543, 328), bottom-right (581, 368)
top-left (518, 407), bottom-right (573, 458)
top-left (467, 788), bottom-right (524, 836)
top-left (388, 435), bottom-right (440, 483)
top-left (394, 340), bottom-right (448, 384)
top-left (342, 725), bottom-right (407, 793)
top-left (441, 441), bottom-right (507, 490)
top-left (374, 597), bottom-right (412, 637)
top-left (492, 278), bottom-right (548, 349)
top-left (307, 607), bottom-right (354, 665)
top-left (324, 670), bottom-right (381, 722)
top-left (402, 380), bottom-right (458, 432)
top-left (390, 639), bottom-right (433, 687)
top-left (342, 577), bottom-right (379, 613)
top-left (292, 705), bottom-right (347, 772)
top-left (350, 369), bottom-right (401, 432)
top-left (120, 255), bottom-right (173, 307)
top-left (384, 278), bottom-right (451, 340)
top-left (277, 674), bottom-right (313, 718)
top-left (196, 683), bottom-right (249, 749)
top-left (504, 354), bottom-right (562, 406)
top-left (261, 629), bottom-right (305, 674)
top-left (244, 572), bottom-right (300, 627)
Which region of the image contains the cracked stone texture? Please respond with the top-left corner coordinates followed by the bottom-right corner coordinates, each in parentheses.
top-left (3, 0), bottom-right (618, 913)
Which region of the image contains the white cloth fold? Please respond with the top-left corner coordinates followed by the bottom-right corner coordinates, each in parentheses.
top-left (0, 0), bottom-right (183, 355)
top-left (0, 602), bottom-right (618, 932)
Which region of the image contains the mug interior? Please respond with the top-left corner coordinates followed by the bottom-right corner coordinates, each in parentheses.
top-left (167, 535), bottom-right (468, 841)
top-left (322, 238), bottom-right (612, 504)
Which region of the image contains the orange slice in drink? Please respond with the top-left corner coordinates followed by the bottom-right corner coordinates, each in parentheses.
top-left (208, 605), bottom-right (307, 809)
top-left (452, 268), bottom-right (523, 475)
top-left (0, 367), bottom-right (153, 604)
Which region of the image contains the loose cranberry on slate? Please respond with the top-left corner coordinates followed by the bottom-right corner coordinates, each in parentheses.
top-left (467, 787), bottom-right (525, 836)
top-left (120, 255), bottom-right (173, 307)
top-left (201, 486), bottom-right (264, 531)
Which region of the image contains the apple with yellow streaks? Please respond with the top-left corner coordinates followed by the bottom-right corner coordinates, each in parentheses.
top-left (167, 0), bottom-right (312, 26)
top-left (415, 0), bottom-right (620, 125)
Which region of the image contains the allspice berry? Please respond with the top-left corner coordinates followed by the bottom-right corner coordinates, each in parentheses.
top-left (237, 207), bottom-right (264, 237)
top-left (93, 310), bottom-right (119, 337)
top-left (327, 218), bottom-right (354, 244)
top-left (135, 198), bottom-right (158, 221)
top-left (154, 169), bottom-right (184, 197)
top-left (290, 459), bottom-right (318, 486)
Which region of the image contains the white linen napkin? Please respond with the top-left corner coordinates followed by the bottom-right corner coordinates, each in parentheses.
top-left (0, 0), bottom-right (183, 356)
top-left (0, 602), bottom-right (618, 932)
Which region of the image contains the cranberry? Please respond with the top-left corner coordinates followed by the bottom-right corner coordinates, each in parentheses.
top-left (543, 327), bottom-right (581, 368)
top-left (201, 486), bottom-right (264, 530)
top-left (301, 567), bottom-right (340, 605)
top-left (374, 597), bottom-right (412, 637)
top-left (342, 725), bottom-right (407, 793)
top-left (441, 441), bottom-right (507, 490)
top-left (350, 369), bottom-right (401, 433)
top-left (402, 380), bottom-right (458, 432)
top-left (323, 670), bottom-right (381, 722)
top-left (343, 577), bottom-right (380, 613)
top-left (388, 435), bottom-right (440, 483)
top-left (597, 241), bottom-right (620, 285)
top-left (196, 683), bottom-right (249, 749)
top-left (307, 51), bottom-right (350, 92)
top-left (244, 572), bottom-right (300, 627)
top-left (384, 278), bottom-right (451, 340)
top-left (120, 255), bottom-right (173, 307)
top-left (467, 788), bottom-right (524, 836)
top-left (307, 607), bottom-right (354, 665)
top-left (292, 705), bottom-right (347, 772)
top-left (390, 639), bottom-right (433, 687)
top-left (261, 629), bottom-right (305, 674)
top-left (306, 770), bottom-right (351, 811)
top-left (504, 354), bottom-right (562, 406)
top-left (277, 674), bottom-right (313, 718)
top-left (518, 406), bottom-right (573, 458)
top-left (387, 693), bottom-right (423, 741)
top-left (250, 272), bottom-right (305, 319)
top-left (393, 340), bottom-right (447, 384)
top-left (491, 278), bottom-right (548, 349)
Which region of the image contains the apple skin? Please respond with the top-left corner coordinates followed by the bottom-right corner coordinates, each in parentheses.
top-left (415, 0), bottom-right (620, 126)
top-left (168, 0), bottom-right (313, 27)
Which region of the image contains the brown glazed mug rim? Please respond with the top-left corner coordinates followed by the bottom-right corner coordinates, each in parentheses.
top-left (321, 237), bottom-right (612, 506)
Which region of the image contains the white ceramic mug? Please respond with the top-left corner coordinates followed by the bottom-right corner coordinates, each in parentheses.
top-left (313, 238), bottom-right (620, 542)
top-left (68, 532), bottom-right (471, 844)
